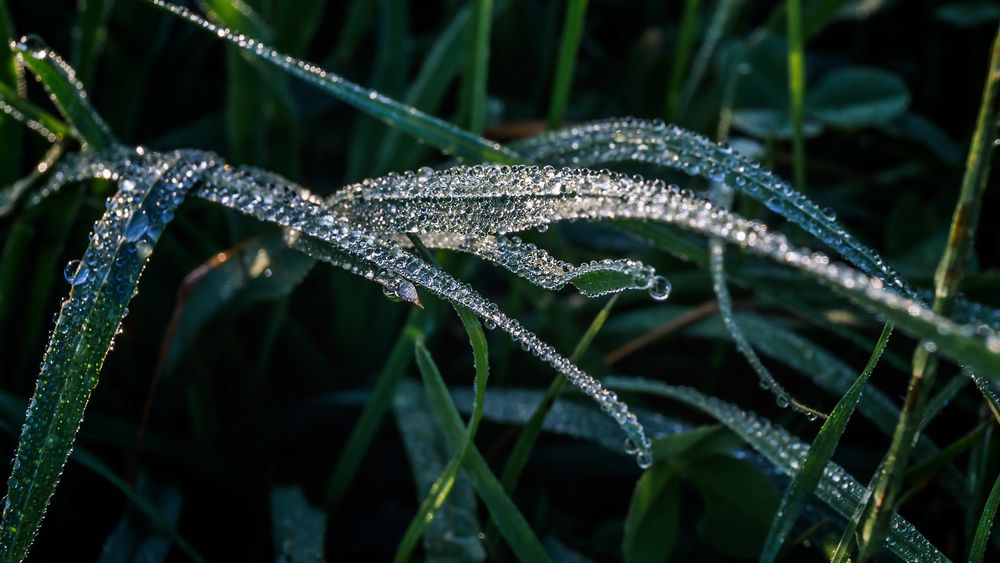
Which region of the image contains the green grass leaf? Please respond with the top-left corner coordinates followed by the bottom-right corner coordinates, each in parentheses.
top-left (394, 306), bottom-right (489, 562)
top-left (970, 470), bottom-right (1000, 563)
top-left (12, 36), bottom-right (115, 148)
top-left (413, 339), bottom-right (553, 563)
top-left (759, 322), bottom-right (893, 563)
top-left (546, 0), bottom-right (589, 129)
top-left (458, 0), bottom-right (493, 134)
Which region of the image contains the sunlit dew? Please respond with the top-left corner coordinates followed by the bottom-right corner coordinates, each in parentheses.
top-left (27, 147), bottom-right (1000, 472)
top-left (62, 259), bottom-right (88, 286)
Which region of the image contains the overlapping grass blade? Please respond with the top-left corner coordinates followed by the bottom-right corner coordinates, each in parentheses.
top-left (970, 471), bottom-right (1000, 563)
top-left (0, 148), bottom-right (212, 562)
top-left (395, 307), bottom-right (489, 562)
top-left (393, 379), bottom-right (485, 561)
top-left (499, 294), bottom-right (618, 493)
top-left (546, 0), bottom-right (588, 129)
top-left (605, 376), bottom-right (947, 561)
top-left (0, 399), bottom-right (201, 562)
top-left (413, 336), bottom-right (553, 562)
top-left (147, 0), bottom-right (524, 165)
top-left (759, 322), bottom-right (892, 562)
top-left (12, 36), bottom-right (115, 149)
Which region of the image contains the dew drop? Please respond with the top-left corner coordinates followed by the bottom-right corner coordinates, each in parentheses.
top-left (63, 259), bottom-right (88, 286)
top-left (776, 394), bottom-right (790, 408)
top-left (821, 206), bottom-right (837, 221)
top-left (648, 276), bottom-right (672, 301)
top-left (636, 451), bottom-right (654, 469)
top-left (624, 437), bottom-right (639, 454)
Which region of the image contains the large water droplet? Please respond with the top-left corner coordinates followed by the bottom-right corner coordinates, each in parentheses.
top-left (63, 259), bottom-right (88, 286)
top-left (648, 276), bottom-right (672, 301)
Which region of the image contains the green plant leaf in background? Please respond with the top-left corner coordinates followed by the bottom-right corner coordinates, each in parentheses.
top-left (806, 66), bottom-right (910, 128)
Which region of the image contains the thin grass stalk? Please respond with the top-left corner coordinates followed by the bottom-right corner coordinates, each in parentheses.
top-left (785, 0), bottom-right (806, 191)
top-left (460, 0), bottom-right (493, 134)
top-left (665, 0), bottom-right (699, 120)
top-left (546, 0), bottom-right (588, 129)
top-left (857, 22), bottom-right (1000, 561)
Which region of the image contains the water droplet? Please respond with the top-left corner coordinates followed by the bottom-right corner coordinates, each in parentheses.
top-left (636, 451), bottom-right (654, 469)
top-left (624, 437), bottom-right (639, 454)
top-left (648, 276), bottom-right (671, 301)
top-left (63, 259), bottom-right (88, 285)
top-left (821, 206), bottom-right (837, 221)
top-left (776, 395), bottom-right (790, 408)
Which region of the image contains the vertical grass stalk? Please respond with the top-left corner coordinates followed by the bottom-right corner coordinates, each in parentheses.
top-left (546, 0), bottom-right (589, 129)
top-left (665, 0), bottom-right (699, 120)
top-left (857, 22), bottom-right (1000, 561)
top-left (785, 0), bottom-right (806, 191)
top-left (460, 0), bottom-right (494, 134)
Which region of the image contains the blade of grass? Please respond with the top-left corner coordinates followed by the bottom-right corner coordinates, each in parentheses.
top-left (323, 308), bottom-right (425, 511)
top-left (12, 37), bottom-right (115, 148)
top-left (393, 306), bottom-right (489, 562)
top-left (499, 294), bottom-right (619, 494)
top-left (786, 0), bottom-right (806, 190)
top-left (483, 294), bottom-right (619, 553)
top-left (665, 0), bottom-right (699, 120)
top-left (970, 470), bottom-right (1000, 563)
top-left (857, 23), bottom-right (1000, 560)
top-left (0, 81), bottom-right (68, 142)
top-left (71, 0), bottom-right (113, 86)
top-left (546, 0), bottom-right (588, 129)
top-left (0, 152), bottom-right (210, 562)
top-left (414, 339), bottom-right (554, 563)
top-left (759, 322), bottom-right (893, 563)
top-left (458, 0), bottom-right (493, 134)
top-left (0, 404), bottom-right (202, 561)
top-left (148, 0), bottom-right (524, 164)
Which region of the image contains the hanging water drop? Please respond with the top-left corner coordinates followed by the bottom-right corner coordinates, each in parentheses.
top-left (821, 206), bottom-right (837, 221)
top-left (636, 451), bottom-right (654, 469)
top-left (776, 394), bottom-right (790, 408)
top-left (648, 275), bottom-right (671, 301)
top-left (63, 259), bottom-right (88, 286)
top-left (624, 437), bottom-right (639, 455)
